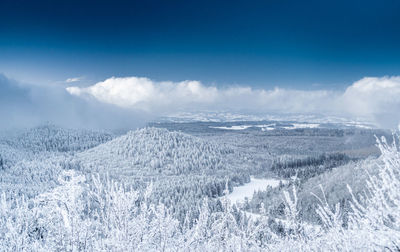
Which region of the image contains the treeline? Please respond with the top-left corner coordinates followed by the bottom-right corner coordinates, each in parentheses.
top-left (4, 124), bottom-right (113, 153)
top-left (271, 153), bottom-right (352, 179)
top-left (150, 172), bottom-right (250, 226)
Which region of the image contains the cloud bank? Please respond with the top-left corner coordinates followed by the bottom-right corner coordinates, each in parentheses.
top-left (66, 76), bottom-right (400, 128)
top-left (340, 77), bottom-right (400, 127)
top-left (2, 73), bottom-right (399, 130)
top-left (67, 77), bottom-right (218, 111)
top-left (66, 77), bottom-right (338, 113)
top-left (0, 74), bottom-right (152, 130)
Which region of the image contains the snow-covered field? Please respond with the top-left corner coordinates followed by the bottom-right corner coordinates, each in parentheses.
top-left (209, 121), bottom-right (375, 131)
top-left (162, 112), bottom-right (377, 129)
top-left (226, 177), bottom-right (284, 204)
top-left (282, 123), bottom-right (320, 130)
top-left (209, 123), bottom-right (320, 131)
top-left (209, 124), bottom-right (274, 131)
top-left (210, 125), bottom-right (254, 130)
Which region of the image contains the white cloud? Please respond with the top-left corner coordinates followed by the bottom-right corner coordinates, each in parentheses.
top-left (66, 76), bottom-right (400, 128)
top-left (66, 77), bottom-right (218, 111)
top-left (340, 76), bottom-right (400, 115)
top-left (66, 77), bottom-right (84, 83)
top-left (339, 76), bottom-right (400, 127)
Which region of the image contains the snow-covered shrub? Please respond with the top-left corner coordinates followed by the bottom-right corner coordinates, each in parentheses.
top-left (0, 169), bottom-right (186, 251)
top-left (269, 134), bottom-right (400, 251)
top-left (335, 135), bottom-right (400, 250)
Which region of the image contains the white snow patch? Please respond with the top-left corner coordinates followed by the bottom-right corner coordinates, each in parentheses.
top-left (261, 124), bottom-right (276, 131)
top-left (344, 123), bottom-right (373, 129)
top-left (261, 127), bottom-right (275, 131)
top-left (254, 124), bottom-right (275, 129)
top-left (210, 125), bottom-right (253, 130)
top-left (210, 124), bottom-right (276, 131)
top-left (282, 123), bottom-right (320, 130)
top-left (226, 177), bottom-right (284, 204)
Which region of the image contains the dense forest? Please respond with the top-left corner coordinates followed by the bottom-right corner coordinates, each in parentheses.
top-left (0, 124), bottom-right (399, 251)
top-left (270, 153), bottom-right (352, 179)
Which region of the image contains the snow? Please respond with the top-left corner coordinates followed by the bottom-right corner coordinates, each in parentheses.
top-left (1, 124), bottom-right (398, 251)
top-left (208, 121), bottom-right (377, 131)
top-left (344, 123), bottom-right (373, 129)
top-left (210, 125), bottom-right (253, 130)
top-left (261, 126), bottom-right (275, 131)
top-left (161, 111), bottom-right (376, 126)
top-left (162, 112), bottom-right (268, 122)
top-left (226, 176), bottom-right (284, 204)
top-left (282, 123), bottom-right (320, 130)
top-left (210, 123), bottom-right (323, 131)
top-left (210, 124), bottom-right (275, 131)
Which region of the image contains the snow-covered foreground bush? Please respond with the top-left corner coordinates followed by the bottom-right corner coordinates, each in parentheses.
top-left (268, 135), bottom-right (400, 251)
top-left (0, 170), bottom-right (184, 251)
top-left (1, 135), bottom-right (400, 251)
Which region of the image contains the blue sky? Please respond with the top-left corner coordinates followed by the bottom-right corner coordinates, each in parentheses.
top-left (1, 0), bottom-right (400, 88)
top-left (1, 0), bottom-right (400, 129)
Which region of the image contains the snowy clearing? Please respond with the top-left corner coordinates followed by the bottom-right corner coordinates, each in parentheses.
top-left (210, 124), bottom-right (275, 131)
top-left (226, 177), bottom-right (284, 204)
top-left (282, 123), bottom-right (320, 130)
top-left (210, 125), bottom-right (254, 130)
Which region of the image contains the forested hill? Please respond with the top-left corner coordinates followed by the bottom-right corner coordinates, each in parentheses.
top-left (0, 125), bottom-right (115, 199)
top-left (0, 126), bottom-right (251, 222)
top-left (76, 127), bottom-right (248, 177)
top-left (1, 124), bottom-right (113, 153)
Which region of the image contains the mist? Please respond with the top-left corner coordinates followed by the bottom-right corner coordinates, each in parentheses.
top-left (2, 73), bottom-right (400, 131)
top-left (0, 74), bottom-right (153, 131)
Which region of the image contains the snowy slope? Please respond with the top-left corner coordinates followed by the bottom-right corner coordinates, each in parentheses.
top-left (3, 124), bottom-right (113, 153)
top-left (76, 127), bottom-right (243, 177)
